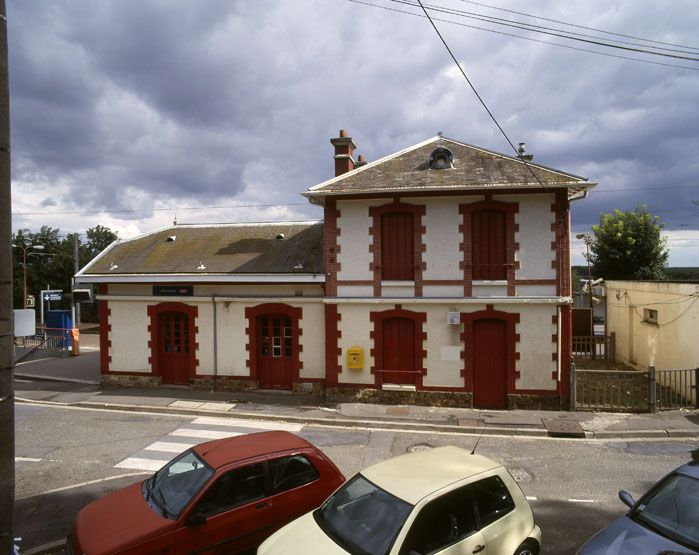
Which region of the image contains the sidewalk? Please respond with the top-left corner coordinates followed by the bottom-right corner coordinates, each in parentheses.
top-left (14, 378), bottom-right (699, 440)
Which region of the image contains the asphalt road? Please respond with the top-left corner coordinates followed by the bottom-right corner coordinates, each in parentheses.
top-left (14, 402), bottom-right (697, 555)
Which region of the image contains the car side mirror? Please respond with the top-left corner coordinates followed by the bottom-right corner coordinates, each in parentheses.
top-left (186, 512), bottom-right (208, 527)
top-left (618, 490), bottom-right (635, 508)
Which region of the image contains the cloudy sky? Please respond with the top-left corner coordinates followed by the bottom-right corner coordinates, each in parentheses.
top-left (8, 0), bottom-right (699, 265)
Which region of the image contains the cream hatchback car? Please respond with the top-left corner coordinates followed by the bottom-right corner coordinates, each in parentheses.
top-left (258, 446), bottom-right (540, 555)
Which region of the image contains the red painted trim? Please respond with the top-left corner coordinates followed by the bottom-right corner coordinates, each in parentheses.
top-left (460, 308), bottom-right (520, 394)
top-left (515, 279), bottom-right (557, 285)
top-left (147, 302), bottom-right (199, 380)
top-left (369, 201), bottom-right (426, 297)
top-left (98, 284), bottom-right (111, 374)
top-left (422, 280), bottom-right (466, 286)
top-left (244, 303), bottom-right (302, 382)
top-left (324, 199), bottom-right (340, 297)
top-left (369, 305), bottom-right (427, 388)
top-left (559, 304), bottom-right (572, 396)
top-left (459, 200), bottom-right (518, 297)
top-left (325, 304), bottom-right (341, 384)
top-left (550, 191), bottom-right (571, 297)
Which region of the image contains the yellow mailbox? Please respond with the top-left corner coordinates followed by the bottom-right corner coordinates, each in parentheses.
top-left (347, 347), bottom-right (364, 369)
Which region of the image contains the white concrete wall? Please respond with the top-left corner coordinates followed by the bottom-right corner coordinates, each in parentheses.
top-left (214, 301), bottom-right (248, 377)
top-left (108, 301), bottom-right (150, 372)
top-left (336, 304), bottom-right (374, 384)
top-left (299, 302), bottom-right (325, 379)
top-left (336, 200), bottom-right (377, 282)
top-left (422, 200), bottom-right (462, 281)
top-left (497, 194), bottom-right (556, 281)
top-left (516, 305), bottom-right (558, 390)
top-left (334, 302), bottom-right (558, 391)
top-left (607, 281), bottom-right (699, 371)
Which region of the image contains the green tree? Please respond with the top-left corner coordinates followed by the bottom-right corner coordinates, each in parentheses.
top-left (84, 225), bottom-right (118, 260)
top-left (590, 205), bottom-right (669, 280)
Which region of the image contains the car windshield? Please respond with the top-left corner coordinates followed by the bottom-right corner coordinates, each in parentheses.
top-left (144, 449), bottom-right (213, 519)
top-left (314, 474), bottom-right (413, 555)
top-left (630, 472), bottom-right (699, 551)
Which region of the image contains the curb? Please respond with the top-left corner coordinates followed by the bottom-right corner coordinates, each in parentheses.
top-left (15, 373), bottom-right (100, 385)
top-left (16, 397), bottom-right (698, 440)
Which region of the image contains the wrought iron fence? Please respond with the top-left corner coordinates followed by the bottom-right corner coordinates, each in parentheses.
top-left (572, 332), bottom-right (615, 360)
top-left (15, 327), bottom-right (72, 352)
top-left (571, 364), bottom-right (698, 412)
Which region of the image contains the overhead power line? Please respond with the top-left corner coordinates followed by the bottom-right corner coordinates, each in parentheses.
top-left (12, 202), bottom-right (310, 217)
top-left (392, 0), bottom-right (699, 62)
top-left (455, 0), bottom-right (699, 52)
top-left (347, 0), bottom-right (699, 71)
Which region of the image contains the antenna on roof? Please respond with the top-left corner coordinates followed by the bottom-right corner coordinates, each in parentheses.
top-left (173, 214), bottom-right (178, 225)
top-left (470, 427), bottom-right (486, 455)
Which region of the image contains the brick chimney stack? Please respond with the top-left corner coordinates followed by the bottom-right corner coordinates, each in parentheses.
top-left (330, 129), bottom-right (357, 177)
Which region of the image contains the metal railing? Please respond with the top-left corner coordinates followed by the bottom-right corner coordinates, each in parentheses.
top-left (571, 363), bottom-right (699, 412)
top-left (572, 332), bottom-right (615, 360)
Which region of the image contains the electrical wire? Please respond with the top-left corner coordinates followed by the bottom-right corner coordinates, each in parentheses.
top-left (391, 0), bottom-right (699, 62)
top-left (454, 0), bottom-right (699, 52)
top-left (12, 202), bottom-right (310, 217)
top-left (347, 0), bottom-right (699, 71)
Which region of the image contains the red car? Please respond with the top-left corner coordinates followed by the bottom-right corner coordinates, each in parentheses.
top-left (66, 431), bottom-right (345, 554)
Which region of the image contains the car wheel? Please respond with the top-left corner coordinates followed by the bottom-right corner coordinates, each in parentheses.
top-left (513, 539), bottom-right (539, 555)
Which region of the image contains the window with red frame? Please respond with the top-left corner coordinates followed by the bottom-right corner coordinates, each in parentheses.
top-left (472, 209), bottom-right (506, 280)
top-left (381, 212), bottom-right (414, 280)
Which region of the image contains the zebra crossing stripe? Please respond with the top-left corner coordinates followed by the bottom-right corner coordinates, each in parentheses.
top-left (171, 428), bottom-right (243, 440)
top-left (116, 457), bottom-right (167, 472)
top-left (191, 417), bottom-right (304, 432)
top-left (145, 441), bottom-right (199, 453)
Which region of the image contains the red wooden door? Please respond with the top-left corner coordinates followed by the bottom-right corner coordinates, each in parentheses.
top-left (158, 312), bottom-right (191, 384)
top-left (381, 212), bottom-right (414, 280)
top-left (382, 317), bottom-right (415, 385)
top-left (473, 319), bottom-right (508, 408)
top-left (472, 210), bottom-right (506, 279)
top-left (258, 315), bottom-right (293, 389)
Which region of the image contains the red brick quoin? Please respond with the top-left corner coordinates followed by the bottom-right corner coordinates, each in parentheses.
top-left (98, 284), bottom-right (111, 374)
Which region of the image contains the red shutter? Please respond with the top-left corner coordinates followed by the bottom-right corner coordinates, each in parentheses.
top-left (472, 210), bottom-right (506, 280)
top-left (381, 212), bottom-right (414, 280)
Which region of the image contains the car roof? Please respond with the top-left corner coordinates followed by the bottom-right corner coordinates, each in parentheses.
top-left (360, 446), bottom-right (500, 505)
top-left (676, 460), bottom-right (699, 480)
top-left (192, 430), bottom-right (313, 469)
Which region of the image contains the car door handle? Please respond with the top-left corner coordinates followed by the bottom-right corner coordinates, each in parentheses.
top-left (255, 501), bottom-right (267, 509)
top-left (473, 545), bottom-right (485, 554)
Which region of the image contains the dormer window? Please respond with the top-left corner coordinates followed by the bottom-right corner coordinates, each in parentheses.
top-left (429, 147), bottom-right (453, 170)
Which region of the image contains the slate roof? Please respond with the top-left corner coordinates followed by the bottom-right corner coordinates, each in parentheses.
top-left (305, 135), bottom-right (595, 201)
top-left (80, 222), bottom-right (324, 276)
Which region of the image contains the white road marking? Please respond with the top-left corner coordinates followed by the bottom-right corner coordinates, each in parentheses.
top-left (568, 498), bottom-right (596, 503)
top-left (171, 428), bottom-right (242, 440)
top-left (15, 457), bottom-right (42, 462)
top-left (191, 416), bottom-right (304, 432)
top-left (526, 496), bottom-right (538, 501)
top-left (146, 441), bottom-right (198, 453)
top-left (42, 472), bottom-right (150, 495)
top-left (116, 457), bottom-right (168, 472)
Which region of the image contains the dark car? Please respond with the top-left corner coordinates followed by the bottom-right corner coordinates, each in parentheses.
top-left (578, 449), bottom-right (699, 554)
top-left (66, 431), bottom-right (345, 555)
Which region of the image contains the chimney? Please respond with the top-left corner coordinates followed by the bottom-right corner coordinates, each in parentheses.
top-left (356, 154), bottom-right (367, 168)
top-left (330, 129), bottom-right (357, 177)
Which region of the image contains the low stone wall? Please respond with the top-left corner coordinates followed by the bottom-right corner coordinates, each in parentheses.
top-left (101, 374), bottom-right (162, 388)
top-left (190, 378), bottom-right (259, 392)
top-left (508, 394), bottom-right (564, 411)
top-left (326, 387), bottom-right (473, 408)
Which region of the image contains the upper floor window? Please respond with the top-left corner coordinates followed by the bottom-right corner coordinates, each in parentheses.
top-left (472, 209), bottom-right (506, 280)
top-left (381, 212), bottom-right (414, 280)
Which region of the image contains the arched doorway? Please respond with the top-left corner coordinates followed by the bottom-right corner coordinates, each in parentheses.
top-left (148, 302), bottom-right (198, 385)
top-left (257, 313), bottom-right (293, 389)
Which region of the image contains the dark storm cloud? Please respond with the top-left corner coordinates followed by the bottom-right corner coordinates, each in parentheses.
top-left (7, 0), bottom-right (699, 259)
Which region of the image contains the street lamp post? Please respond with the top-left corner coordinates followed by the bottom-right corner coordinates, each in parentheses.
top-left (576, 233), bottom-right (595, 353)
top-left (11, 243), bottom-right (44, 308)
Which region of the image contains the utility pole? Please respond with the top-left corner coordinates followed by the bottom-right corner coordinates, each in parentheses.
top-left (0, 0), bottom-right (15, 551)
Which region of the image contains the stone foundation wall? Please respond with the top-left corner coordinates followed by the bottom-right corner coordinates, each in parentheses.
top-left (101, 374), bottom-right (162, 388)
top-left (190, 378), bottom-right (259, 392)
top-left (508, 394), bottom-right (564, 410)
top-left (326, 387), bottom-right (473, 408)
top-left (292, 381), bottom-right (326, 395)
